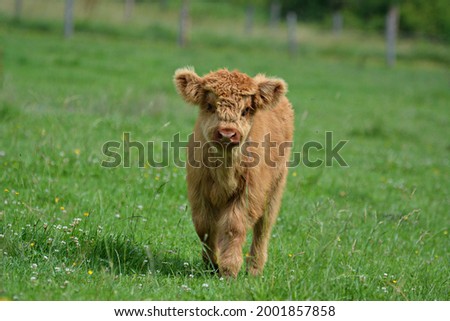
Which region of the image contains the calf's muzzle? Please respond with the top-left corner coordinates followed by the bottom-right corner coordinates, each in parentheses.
top-left (214, 127), bottom-right (241, 145)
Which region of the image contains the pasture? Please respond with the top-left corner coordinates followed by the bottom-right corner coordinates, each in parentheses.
top-left (0, 1), bottom-right (449, 300)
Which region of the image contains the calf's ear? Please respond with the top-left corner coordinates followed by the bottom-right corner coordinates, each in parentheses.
top-left (254, 74), bottom-right (287, 109)
top-left (174, 67), bottom-right (204, 105)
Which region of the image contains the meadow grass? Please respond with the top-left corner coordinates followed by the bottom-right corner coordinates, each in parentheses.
top-left (0, 4), bottom-right (449, 300)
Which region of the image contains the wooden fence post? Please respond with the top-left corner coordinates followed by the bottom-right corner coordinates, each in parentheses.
top-left (386, 6), bottom-right (399, 67)
top-left (64, 0), bottom-right (74, 38)
top-left (124, 0), bottom-right (134, 22)
top-left (178, 0), bottom-right (189, 47)
top-left (287, 12), bottom-right (298, 56)
top-left (0, 49), bottom-right (3, 89)
top-left (269, 1), bottom-right (281, 30)
top-left (245, 5), bottom-right (255, 35)
top-left (14, 0), bottom-right (23, 21)
top-left (332, 10), bottom-right (343, 36)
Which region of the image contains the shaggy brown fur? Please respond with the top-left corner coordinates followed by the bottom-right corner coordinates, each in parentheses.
top-left (174, 67), bottom-right (294, 277)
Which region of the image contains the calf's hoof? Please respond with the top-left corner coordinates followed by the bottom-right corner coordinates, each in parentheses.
top-left (219, 266), bottom-right (240, 279)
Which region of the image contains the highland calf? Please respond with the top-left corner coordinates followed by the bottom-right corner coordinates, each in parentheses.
top-left (174, 67), bottom-right (294, 278)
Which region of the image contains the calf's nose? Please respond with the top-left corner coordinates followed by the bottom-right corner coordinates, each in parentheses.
top-left (215, 127), bottom-right (241, 144)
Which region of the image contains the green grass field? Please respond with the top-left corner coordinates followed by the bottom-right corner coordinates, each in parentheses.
top-left (0, 2), bottom-right (449, 300)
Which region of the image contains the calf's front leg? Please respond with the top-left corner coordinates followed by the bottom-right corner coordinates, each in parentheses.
top-left (217, 202), bottom-right (247, 278)
top-left (191, 201), bottom-right (219, 271)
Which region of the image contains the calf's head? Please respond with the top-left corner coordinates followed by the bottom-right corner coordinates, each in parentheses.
top-left (174, 67), bottom-right (287, 146)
